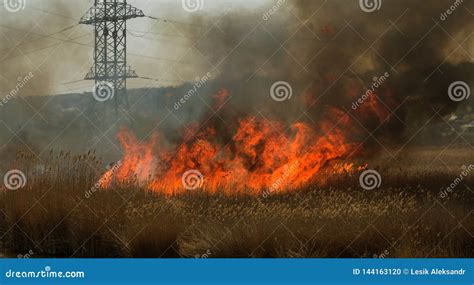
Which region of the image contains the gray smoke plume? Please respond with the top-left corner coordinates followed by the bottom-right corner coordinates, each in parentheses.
top-left (187, 0), bottom-right (473, 144)
top-left (0, 0), bottom-right (473, 168)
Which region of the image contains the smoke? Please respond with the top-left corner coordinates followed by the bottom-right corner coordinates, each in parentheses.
top-left (1, 0), bottom-right (473, 168)
top-left (183, 0), bottom-right (474, 146)
top-left (0, 1), bottom-right (92, 97)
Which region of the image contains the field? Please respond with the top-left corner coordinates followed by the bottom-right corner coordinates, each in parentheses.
top-left (0, 146), bottom-right (473, 258)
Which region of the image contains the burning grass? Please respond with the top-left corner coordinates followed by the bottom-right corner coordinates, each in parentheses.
top-left (103, 114), bottom-right (357, 195)
top-left (0, 147), bottom-right (473, 258)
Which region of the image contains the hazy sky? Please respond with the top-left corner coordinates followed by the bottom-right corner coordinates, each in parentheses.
top-left (0, 0), bottom-right (271, 96)
top-left (0, 0), bottom-right (472, 98)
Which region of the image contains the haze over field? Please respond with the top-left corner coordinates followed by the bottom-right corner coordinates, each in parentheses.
top-left (0, 0), bottom-right (473, 260)
top-left (1, 0), bottom-right (472, 96)
top-left (0, 0), bottom-right (270, 96)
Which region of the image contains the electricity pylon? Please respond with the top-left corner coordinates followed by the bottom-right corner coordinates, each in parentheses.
top-left (80, 0), bottom-right (144, 110)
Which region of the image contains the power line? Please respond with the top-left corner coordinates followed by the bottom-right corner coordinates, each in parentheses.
top-left (23, 3), bottom-right (206, 29)
top-left (28, 6), bottom-right (81, 21)
top-left (27, 5), bottom-right (203, 37)
top-left (145, 15), bottom-right (207, 28)
top-left (0, 33), bottom-right (91, 64)
top-left (0, 29), bottom-right (189, 66)
top-left (61, 60), bottom-right (190, 88)
top-left (127, 33), bottom-right (194, 47)
top-left (0, 23), bottom-right (79, 40)
top-left (128, 52), bottom-right (189, 65)
top-left (128, 29), bottom-right (198, 39)
top-left (0, 24), bottom-right (80, 54)
top-left (15, 84), bottom-right (95, 97)
top-left (49, 24), bottom-right (79, 35)
top-left (61, 79), bottom-right (88, 85)
top-left (0, 25), bottom-right (191, 66)
top-left (136, 76), bottom-right (185, 84)
top-left (0, 10), bottom-right (204, 64)
top-left (0, 4), bottom-right (204, 96)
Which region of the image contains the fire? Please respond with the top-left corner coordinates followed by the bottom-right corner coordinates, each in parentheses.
top-left (332, 162), bottom-right (368, 174)
top-left (100, 87), bottom-right (391, 196)
top-left (101, 119), bottom-right (355, 195)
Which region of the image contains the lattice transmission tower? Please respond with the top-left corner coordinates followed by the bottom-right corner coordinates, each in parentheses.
top-left (80, 0), bottom-right (145, 110)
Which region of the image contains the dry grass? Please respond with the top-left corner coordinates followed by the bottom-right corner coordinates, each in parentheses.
top-left (0, 148), bottom-right (473, 258)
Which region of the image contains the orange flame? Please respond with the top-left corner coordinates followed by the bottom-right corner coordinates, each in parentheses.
top-left (101, 87), bottom-right (391, 196)
top-left (102, 121), bottom-right (355, 195)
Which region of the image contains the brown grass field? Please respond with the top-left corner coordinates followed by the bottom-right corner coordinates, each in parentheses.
top-left (0, 146), bottom-right (473, 258)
